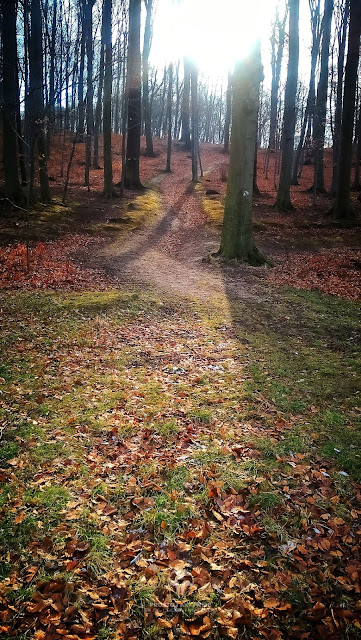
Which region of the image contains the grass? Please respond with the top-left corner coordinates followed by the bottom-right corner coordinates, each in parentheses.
top-left (0, 283), bottom-right (360, 638)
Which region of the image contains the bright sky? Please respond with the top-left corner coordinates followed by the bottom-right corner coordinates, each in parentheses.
top-left (150, 0), bottom-right (313, 87)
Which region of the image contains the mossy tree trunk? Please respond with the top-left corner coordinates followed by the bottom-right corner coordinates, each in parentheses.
top-left (218, 47), bottom-right (269, 265)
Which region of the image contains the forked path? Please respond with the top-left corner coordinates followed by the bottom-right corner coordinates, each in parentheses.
top-left (94, 151), bottom-right (266, 302)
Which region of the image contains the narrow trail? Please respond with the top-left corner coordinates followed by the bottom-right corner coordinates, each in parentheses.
top-left (92, 151), bottom-right (267, 303)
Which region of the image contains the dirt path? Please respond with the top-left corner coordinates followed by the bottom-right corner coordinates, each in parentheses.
top-left (91, 150), bottom-right (267, 302)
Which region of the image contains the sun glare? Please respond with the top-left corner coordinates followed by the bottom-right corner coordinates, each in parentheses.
top-left (151, 0), bottom-right (273, 77)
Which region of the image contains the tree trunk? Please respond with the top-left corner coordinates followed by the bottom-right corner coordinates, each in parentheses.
top-left (223, 71), bottom-right (232, 153)
top-left (312, 0), bottom-right (333, 194)
top-left (83, 0), bottom-right (94, 189)
top-left (181, 57), bottom-right (191, 150)
top-left (275, 0), bottom-right (299, 211)
top-left (103, 0), bottom-right (113, 197)
top-left (190, 62), bottom-right (199, 182)
top-left (77, 11), bottom-right (85, 142)
top-left (93, 37), bottom-right (105, 170)
top-left (28, 0), bottom-right (51, 203)
top-left (165, 62), bottom-right (173, 172)
top-left (268, 7), bottom-right (287, 151)
top-left (0, 0), bottom-right (25, 205)
top-left (331, 0), bottom-right (350, 195)
top-left (143, 0), bottom-right (155, 156)
top-left (291, 0), bottom-right (321, 185)
top-left (124, 0), bottom-right (142, 189)
top-left (332, 0), bottom-right (361, 221)
top-left (218, 48), bottom-right (269, 265)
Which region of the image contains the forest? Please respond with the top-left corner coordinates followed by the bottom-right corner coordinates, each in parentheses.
top-left (0, 0), bottom-right (361, 639)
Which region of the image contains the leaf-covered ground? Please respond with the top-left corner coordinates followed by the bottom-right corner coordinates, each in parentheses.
top-left (0, 287), bottom-right (360, 640)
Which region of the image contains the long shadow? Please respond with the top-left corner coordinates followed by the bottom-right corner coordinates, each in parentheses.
top-left (99, 183), bottom-right (196, 273)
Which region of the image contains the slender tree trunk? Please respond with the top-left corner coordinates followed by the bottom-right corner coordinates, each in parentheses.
top-left (16, 58), bottom-right (27, 185)
top-left (143, 0), bottom-right (155, 156)
top-left (93, 40), bottom-right (105, 169)
top-left (190, 62), bottom-right (199, 182)
top-left (77, 20), bottom-right (85, 142)
top-left (332, 0), bottom-right (361, 221)
top-left (331, 0), bottom-right (350, 195)
top-left (291, 0), bottom-right (321, 184)
top-left (83, 0), bottom-right (94, 189)
top-left (268, 8), bottom-right (287, 151)
top-left (124, 0), bottom-right (143, 189)
top-left (223, 71), bottom-right (232, 153)
top-left (173, 60), bottom-right (181, 139)
top-left (219, 48), bottom-right (269, 265)
top-left (312, 0), bottom-right (333, 194)
top-left (165, 62), bottom-right (173, 172)
top-left (275, 0), bottom-right (300, 211)
top-left (103, 0), bottom-right (113, 197)
top-left (181, 57), bottom-right (191, 150)
top-left (352, 99), bottom-right (361, 191)
top-left (114, 39), bottom-right (122, 134)
top-left (0, 0), bottom-right (25, 205)
top-left (28, 0), bottom-right (51, 203)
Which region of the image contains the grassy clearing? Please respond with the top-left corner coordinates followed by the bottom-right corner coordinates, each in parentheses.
top-left (0, 285), bottom-right (360, 638)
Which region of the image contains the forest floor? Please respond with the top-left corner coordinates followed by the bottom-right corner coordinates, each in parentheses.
top-left (0, 137), bottom-right (361, 640)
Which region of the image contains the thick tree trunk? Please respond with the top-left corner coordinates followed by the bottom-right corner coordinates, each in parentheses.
top-left (124, 0), bottom-right (143, 189)
top-left (28, 0), bottom-right (51, 203)
top-left (275, 0), bottom-right (299, 211)
top-left (190, 63), bottom-right (199, 182)
top-left (165, 62), bottom-right (173, 172)
top-left (332, 0), bottom-right (361, 221)
top-left (0, 0), bottom-right (25, 206)
top-left (312, 0), bottom-right (333, 194)
top-left (181, 57), bottom-right (191, 150)
top-left (223, 71), bottom-right (232, 153)
top-left (103, 0), bottom-right (113, 197)
top-left (331, 0), bottom-right (350, 195)
top-left (219, 48), bottom-right (268, 265)
top-left (143, 0), bottom-right (155, 157)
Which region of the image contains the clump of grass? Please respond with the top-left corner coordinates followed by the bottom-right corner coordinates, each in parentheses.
top-left (249, 486), bottom-right (283, 511)
top-left (155, 419), bottom-right (180, 437)
top-left (76, 516), bottom-right (114, 576)
top-left (189, 408), bottom-right (213, 424)
top-left (140, 493), bottom-right (197, 538)
top-left (130, 580), bottom-right (155, 618)
top-left (30, 441), bottom-right (66, 464)
top-left (0, 441), bottom-right (19, 463)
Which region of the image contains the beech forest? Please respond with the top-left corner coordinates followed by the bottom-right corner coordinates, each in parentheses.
top-left (0, 1), bottom-right (361, 639)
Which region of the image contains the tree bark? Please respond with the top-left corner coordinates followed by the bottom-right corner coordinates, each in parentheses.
top-left (103, 0), bottom-right (114, 197)
top-left (312, 0), bottom-right (333, 194)
top-left (180, 57), bottom-right (191, 150)
top-left (275, 0), bottom-right (299, 211)
top-left (0, 0), bottom-right (25, 205)
top-left (93, 32), bottom-right (105, 169)
top-left (291, 0), bottom-right (321, 185)
top-left (83, 0), bottom-right (95, 189)
top-left (332, 0), bottom-right (361, 221)
top-left (223, 71), bottom-right (232, 153)
top-left (124, 0), bottom-right (143, 189)
top-left (331, 0), bottom-right (350, 195)
top-left (218, 47), bottom-right (268, 265)
top-left (165, 62), bottom-right (173, 172)
top-left (190, 62), bottom-right (199, 182)
top-left (143, 0), bottom-right (155, 156)
top-left (28, 0), bottom-right (51, 203)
